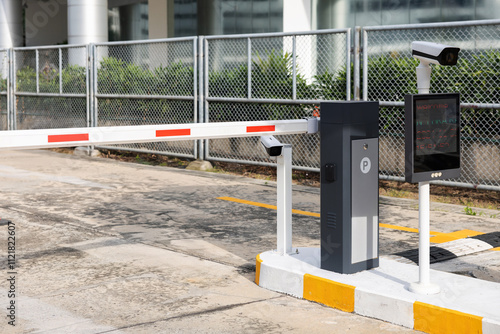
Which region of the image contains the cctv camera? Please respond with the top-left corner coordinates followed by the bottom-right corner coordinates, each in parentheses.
top-left (260, 135), bottom-right (283, 157)
top-left (411, 41), bottom-right (460, 66)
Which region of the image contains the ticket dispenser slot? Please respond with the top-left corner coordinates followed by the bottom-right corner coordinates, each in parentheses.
top-left (320, 101), bottom-right (380, 274)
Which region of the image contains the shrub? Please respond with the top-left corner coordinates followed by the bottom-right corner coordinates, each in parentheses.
top-left (153, 62), bottom-right (194, 96)
top-left (97, 57), bottom-right (154, 95)
top-left (0, 77), bottom-right (6, 92)
top-left (62, 65), bottom-right (86, 94)
top-left (208, 50), bottom-right (346, 121)
top-left (366, 50), bottom-right (500, 138)
top-left (313, 69), bottom-right (349, 101)
top-left (16, 66), bottom-right (37, 92)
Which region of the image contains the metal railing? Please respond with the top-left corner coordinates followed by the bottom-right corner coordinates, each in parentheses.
top-left (92, 37), bottom-right (199, 159)
top-left (12, 44), bottom-right (90, 131)
top-left (204, 29), bottom-right (351, 171)
top-left (0, 49), bottom-right (9, 131)
top-left (362, 19), bottom-right (500, 190)
top-left (1, 20), bottom-right (499, 190)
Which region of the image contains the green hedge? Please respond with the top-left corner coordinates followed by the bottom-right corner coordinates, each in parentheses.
top-left (96, 57), bottom-right (194, 124)
top-left (11, 50), bottom-right (500, 137)
top-left (366, 51), bottom-right (500, 137)
top-left (208, 50), bottom-right (347, 121)
top-left (16, 64), bottom-right (87, 94)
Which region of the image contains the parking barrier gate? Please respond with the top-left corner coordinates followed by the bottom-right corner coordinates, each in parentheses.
top-left (0, 118), bottom-right (319, 255)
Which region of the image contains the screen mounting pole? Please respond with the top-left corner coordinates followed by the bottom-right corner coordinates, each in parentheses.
top-left (408, 63), bottom-right (440, 295)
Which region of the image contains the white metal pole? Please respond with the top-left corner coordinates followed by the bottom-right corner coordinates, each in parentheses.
top-left (408, 63), bottom-right (440, 294)
top-left (276, 144), bottom-right (293, 255)
top-left (418, 182), bottom-right (431, 284)
top-left (409, 181), bottom-right (440, 294)
top-left (415, 62), bottom-right (431, 95)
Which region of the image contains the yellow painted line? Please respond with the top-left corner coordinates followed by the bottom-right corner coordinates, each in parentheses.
top-left (218, 196), bottom-right (277, 210)
top-left (217, 196), bottom-right (443, 235)
top-left (217, 196), bottom-right (320, 217)
top-left (380, 223), bottom-right (443, 236)
top-left (413, 301), bottom-right (483, 334)
top-left (303, 274), bottom-right (355, 312)
top-left (430, 229), bottom-right (484, 244)
top-left (255, 254), bottom-right (262, 285)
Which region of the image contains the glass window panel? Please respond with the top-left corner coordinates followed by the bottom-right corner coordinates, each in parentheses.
top-left (356, 0), bottom-right (383, 26)
top-left (476, 0), bottom-right (500, 20)
top-left (107, 2), bottom-right (148, 41)
top-left (409, 0), bottom-right (440, 24)
top-left (382, 0), bottom-right (409, 25)
top-left (174, 0), bottom-right (198, 37)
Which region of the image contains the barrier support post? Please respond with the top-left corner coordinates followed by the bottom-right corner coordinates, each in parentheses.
top-left (276, 144), bottom-right (293, 255)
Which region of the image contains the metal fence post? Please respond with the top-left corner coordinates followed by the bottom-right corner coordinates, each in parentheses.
top-left (91, 43), bottom-right (98, 128)
top-left (203, 36), bottom-right (209, 160)
top-left (362, 29), bottom-right (368, 101)
top-left (35, 49), bottom-right (39, 94)
top-left (7, 48), bottom-right (12, 130)
top-left (11, 48), bottom-right (16, 130)
top-left (86, 44), bottom-right (92, 128)
top-left (346, 28), bottom-right (352, 101)
top-left (354, 27), bottom-right (361, 101)
top-left (292, 35), bottom-right (297, 100)
top-left (59, 48), bottom-right (63, 94)
top-left (196, 36), bottom-right (203, 160)
top-left (247, 37), bottom-right (252, 99)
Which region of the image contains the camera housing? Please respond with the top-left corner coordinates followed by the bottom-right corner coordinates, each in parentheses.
top-left (260, 135), bottom-right (283, 157)
top-left (411, 41), bottom-right (460, 66)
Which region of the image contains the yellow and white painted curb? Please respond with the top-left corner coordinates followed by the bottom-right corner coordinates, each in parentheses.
top-left (255, 248), bottom-right (500, 334)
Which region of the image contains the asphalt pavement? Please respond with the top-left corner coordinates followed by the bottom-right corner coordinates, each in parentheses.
top-left (0, 149), bottom-right (498, 333)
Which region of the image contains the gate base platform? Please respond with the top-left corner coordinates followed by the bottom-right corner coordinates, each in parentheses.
top-left (255, 247), bottom-right (500, 334)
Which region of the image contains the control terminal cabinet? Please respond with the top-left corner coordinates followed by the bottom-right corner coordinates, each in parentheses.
top-left (320, 102), bottom-right (380, 274)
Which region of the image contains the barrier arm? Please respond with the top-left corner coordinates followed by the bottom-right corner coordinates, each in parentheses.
top-left (0, 118), bottom-right (319, 255)
top-left (0, 119), bottom-right (318, 151)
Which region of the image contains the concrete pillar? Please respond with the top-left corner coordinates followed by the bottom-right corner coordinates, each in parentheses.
top-left (149, 0), bottom-right (174, 39)
top-left (197, 0), bottom-right (222, 36)
top-left (67, 0), bottom-right (108, 45)
top-left (283, 0), bottom-right (312, 33)
top-left (0, 0), bottom-right (23, 48)
top-left (283, 0), bottom-right (314, 83)
top-left (25, 0), bottom-right (68, 47)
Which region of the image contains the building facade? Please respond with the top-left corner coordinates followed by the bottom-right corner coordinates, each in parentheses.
top-left (0, 0), bottom-right (498, 48)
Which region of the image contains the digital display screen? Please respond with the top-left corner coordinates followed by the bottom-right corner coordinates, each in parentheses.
top-left (410, 94), bottom-right (460, 174)
top-left (414, 98), bottom-right (458, 156)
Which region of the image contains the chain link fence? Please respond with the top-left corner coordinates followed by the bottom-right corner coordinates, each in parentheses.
top-left (13, 45), bottom-right (89, 130)
top-left (204, 29), bottom-right (351, 170)
top-left (363, 19), bottom-right (500, 190)
top-left (94, 38), bottom-right (198, 158)
top-left (0, 49), bottom-right (8, 131)
top-left (2, 20), bottom-right (499, 190)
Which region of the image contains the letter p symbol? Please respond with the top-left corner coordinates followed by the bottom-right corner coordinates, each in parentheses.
top-left (360, 157), bottom-right (371, 174)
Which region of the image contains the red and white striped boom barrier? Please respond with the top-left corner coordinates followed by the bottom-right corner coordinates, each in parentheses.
top-left (0, 118), bottom-right (319, 256)
top-left (0, 119), bottom-right (317, 150)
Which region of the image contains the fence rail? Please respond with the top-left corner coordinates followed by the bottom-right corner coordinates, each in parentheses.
top-left (0, 20), bottom-right (499, 190)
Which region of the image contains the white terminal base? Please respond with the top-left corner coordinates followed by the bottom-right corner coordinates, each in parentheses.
top-left (256, 248), bottom-right (500, 333)
top-left (407, 281), bottom-right (441, 295)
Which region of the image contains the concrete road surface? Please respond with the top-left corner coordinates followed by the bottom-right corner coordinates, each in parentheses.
top-left (1, 149), bottom-right (498, 333)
